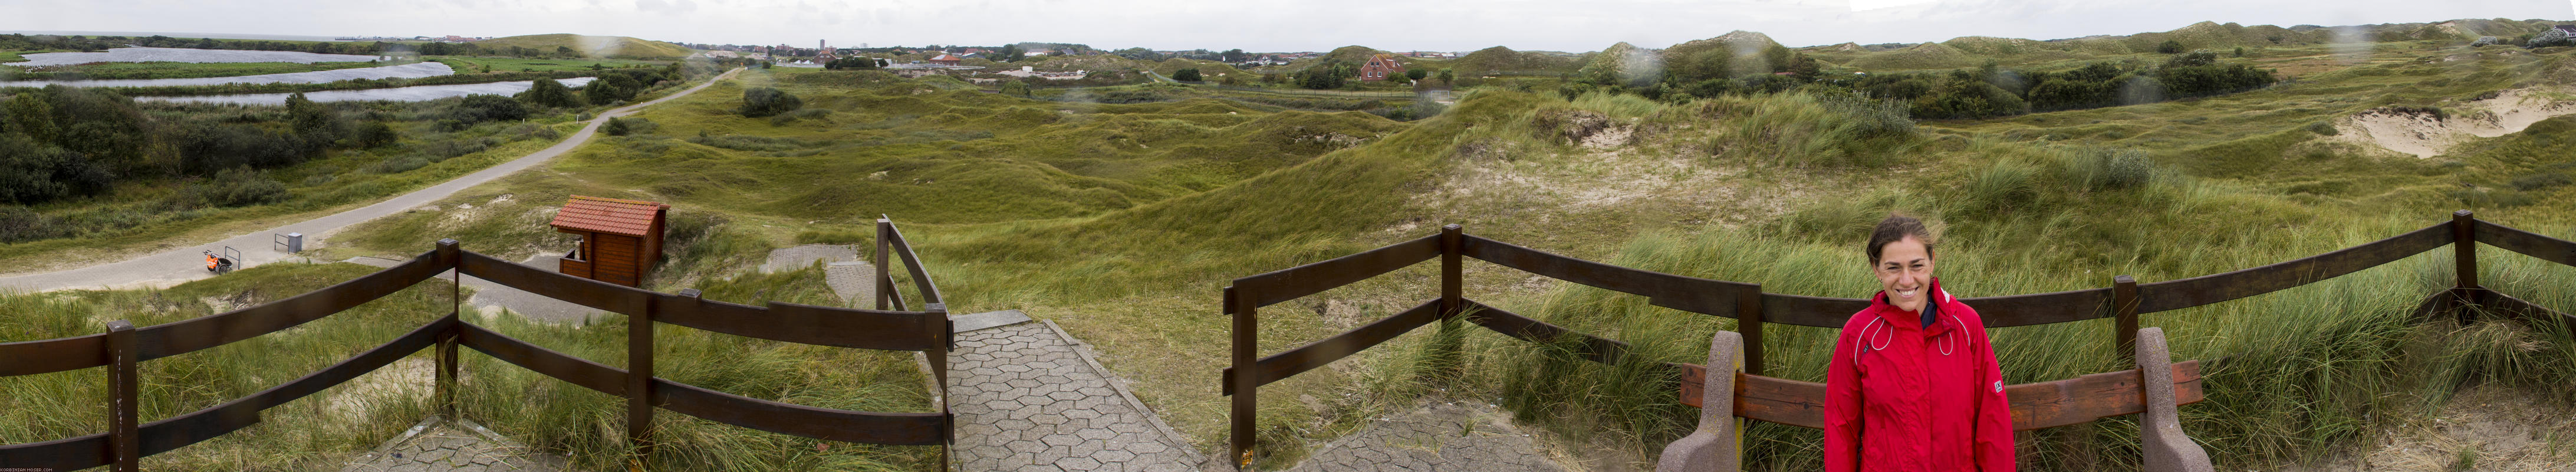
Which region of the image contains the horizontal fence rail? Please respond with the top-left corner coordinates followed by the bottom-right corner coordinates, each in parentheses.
top-left (1223, 212), bottom-right (2576, 465)
top-left (1, 218), bottom-right (955, 471)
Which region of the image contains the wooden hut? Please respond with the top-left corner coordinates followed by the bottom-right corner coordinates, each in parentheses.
top-left (550, 195), bottom-right (669, 287)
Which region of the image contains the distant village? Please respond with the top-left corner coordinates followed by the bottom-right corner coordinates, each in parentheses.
top-left (673, 39), bottom-right (1493, 71)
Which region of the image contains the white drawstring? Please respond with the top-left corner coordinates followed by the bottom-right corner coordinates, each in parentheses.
top-left (1857, 314), bottom-right (1965, 366)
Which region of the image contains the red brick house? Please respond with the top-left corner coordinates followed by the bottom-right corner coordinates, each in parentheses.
top-left (1358, 54), bottom-right (1406, 81)
top-left (929, 54), bottom-right (963, 66)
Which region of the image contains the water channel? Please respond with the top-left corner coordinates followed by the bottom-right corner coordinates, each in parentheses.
top-left (6, 47), bottom-right (601, 104)
top-left (136, 77), bottom-right (597, 105)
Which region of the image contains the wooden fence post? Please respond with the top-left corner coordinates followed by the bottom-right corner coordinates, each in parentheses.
top-left (1436, 225), bottom-right (1465, 380)
top-left (2115, 276), bottom-right (2139, 363)
top-left (2453, 209), bottom-right (2480, 324)
top-left (1228, 286), bottom-right (1256, 469)
top-left (437, 238), bottom-right (460, 418)
top-left (1738, 283), bottom-right (1765, 376)
top-left (107, 320), bottom-right (139, 472)
top-left (2454, 209), bottom-right (2477, 290)
top-left (631, 290), bottom-right (676, 464)
top-left (876, 217), bottom-right (894, 312)
top-left (925, 301), bottom-right (953, 470)
top-left (1440, 225), bottom-right (1462, 320)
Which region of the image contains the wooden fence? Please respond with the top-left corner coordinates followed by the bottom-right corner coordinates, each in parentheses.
top-left (1220, 211), bottom-right (2576, 466)
top-left (0, 218), bottom-right (953, 472)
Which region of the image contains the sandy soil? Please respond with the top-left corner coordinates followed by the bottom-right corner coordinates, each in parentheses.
top-left (2276, 385), bottom-right (2576, 471)
top-left (2336, 87), bottom-right (2576, 159)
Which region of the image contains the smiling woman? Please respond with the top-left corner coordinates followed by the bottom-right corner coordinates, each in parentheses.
top-left (1824, 214), bottom-right (2016, 472)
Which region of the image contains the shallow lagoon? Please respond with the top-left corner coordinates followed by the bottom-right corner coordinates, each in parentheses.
top-left (137, 77), bottom-right (597, 105)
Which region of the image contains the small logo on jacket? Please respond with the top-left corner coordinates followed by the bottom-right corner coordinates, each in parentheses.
top-left (1992, 381), bottom-right (2004, 393)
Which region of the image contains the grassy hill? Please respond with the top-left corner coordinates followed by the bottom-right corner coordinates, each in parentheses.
top-left (1450, 45), bottom-right (1585, 76)
top-left (473, 34), bottom-right (695, 60)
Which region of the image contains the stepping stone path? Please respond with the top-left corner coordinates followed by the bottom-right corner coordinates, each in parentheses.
top-left (949, 320), bottom-right (1216, 472)
top-left (338, 416), bottom-right (566, 472)
top-left (1285, 401), bottom-right (1567, 472)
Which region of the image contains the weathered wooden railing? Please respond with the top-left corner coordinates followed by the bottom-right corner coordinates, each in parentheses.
top-left (0, 218), bottom-right (954, 471)
top-left (1220, 211), bottom-right (2576, 467)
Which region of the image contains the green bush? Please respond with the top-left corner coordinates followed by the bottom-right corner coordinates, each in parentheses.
top-left (2509, 172), bottom-right (2572, 191)
top-left (447, 94), bottom-right (530, 128)
top-left (0, 205), bottom-right (71, 243)
top-left (736, 87), bottom-right (803, 118)
top-left (2308, 121), bottom-right (2340, 136)
top-left (175, 167), bottom-right (289, 208)
top-left (1172, 68), bottom-right (1202, 81)
top-left (518, 78), bottom-right (583, 109)
top-left (2157, 40), bottom-right (2186, 54)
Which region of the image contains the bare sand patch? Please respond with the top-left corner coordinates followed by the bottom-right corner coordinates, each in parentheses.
top-left (2335, 87), bottom-right (2576, 159)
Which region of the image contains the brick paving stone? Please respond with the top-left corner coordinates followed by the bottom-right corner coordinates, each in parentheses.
top-left (338, 417), bottom-right (567, 472)
top-left (1284, 402), bottom-right (1568, 472)
top-left (950, 322), bottom-right (1216, 471)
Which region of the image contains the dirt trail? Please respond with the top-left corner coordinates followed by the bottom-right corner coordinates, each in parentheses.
top-left (2337, 87), bottom-right (2576, 159)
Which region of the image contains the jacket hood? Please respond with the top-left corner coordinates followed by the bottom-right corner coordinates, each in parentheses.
top-left (1866, 277), bottom-right (1960, 334)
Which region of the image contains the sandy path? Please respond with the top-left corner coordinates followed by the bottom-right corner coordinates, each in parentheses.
top-left (0, 68), bottom-right (742, 293)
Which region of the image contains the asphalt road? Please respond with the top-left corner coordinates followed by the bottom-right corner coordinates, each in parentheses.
top-left (0, 67), bottom-right (743, 293)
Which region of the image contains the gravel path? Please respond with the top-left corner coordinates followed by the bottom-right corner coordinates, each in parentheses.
top-left (0, 67), bottom-right (743, 294)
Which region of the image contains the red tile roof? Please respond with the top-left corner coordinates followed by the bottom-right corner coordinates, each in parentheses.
top-left (550, 195), bottom-right (666, 237)
top-left (930, 54), bottom-right (962, 62)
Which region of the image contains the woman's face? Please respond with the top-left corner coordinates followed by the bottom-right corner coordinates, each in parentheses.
top-left (1874, 235), bottom-right (1935, 313)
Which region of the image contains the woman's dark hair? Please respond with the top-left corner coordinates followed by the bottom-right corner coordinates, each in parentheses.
top-left (1866, 214), bottom-right (1936, 264)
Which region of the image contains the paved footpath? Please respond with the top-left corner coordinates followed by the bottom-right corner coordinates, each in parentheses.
top-left (337, 416), bottom-right (566, 472)
top-left (949, 320), bottom-right (1218, 472)
top-left (0, 67), bottom-right (743, 293)
top-left (1284, 401), bottom-right (1567, 472)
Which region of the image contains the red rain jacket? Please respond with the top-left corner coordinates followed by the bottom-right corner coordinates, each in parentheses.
top-left (1824, 278), bottom-right (2015, 471)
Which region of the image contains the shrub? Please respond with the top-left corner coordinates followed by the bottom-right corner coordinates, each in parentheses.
top-left (2157, 40), bottom-right (2186, 54)
top-left (999, 80), bottom-right (1031, 97)
top-left (605, 117), bottom-right (660, 136)
top-left (2510, 172), bottom-right (2572, 191)
top-left (350, 121), bottom-right (399, 148)
top-left (585, 74), bottom-right (641, 105)
top-left (2470, 36), bottom-right (2503, 47)
top-left (175, 167), bottom-right (289, 208)
top-left (2308, 121), bottom-right (2340, 136)
top-left (449, 94), bottom-right (530, 126)
top-left (1172, 68), bottom-right (1201, 81)
top-left (0, 205), bottom-right (71, 243)
top-left (737, 87), bottom-right (803, 118)
top-left (2527, 28), bottom-right (2572, 48)
top-left (173, 122), bottom-right (321, 174)
top-left (0, 133), bottom-right (112, 205)
top-left (518, 78), bottom-right (583, 109)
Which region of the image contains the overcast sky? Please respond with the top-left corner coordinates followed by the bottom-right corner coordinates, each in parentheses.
top-left (5, 0), bottom-right (2570, 52)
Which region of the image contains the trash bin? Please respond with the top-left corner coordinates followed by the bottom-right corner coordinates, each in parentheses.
top-left (279, 232), bottom-right (304, 253)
